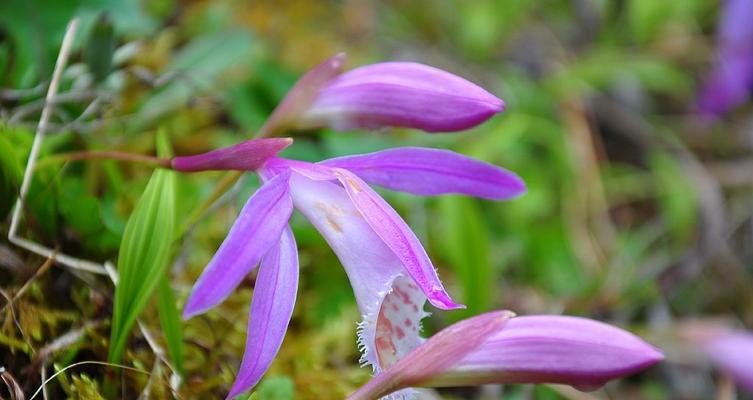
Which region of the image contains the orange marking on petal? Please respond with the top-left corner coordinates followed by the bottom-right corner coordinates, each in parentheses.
top-left (376, 299), bottom-right (398, 368)
top-left (395, 326), bottom-right (406, 339)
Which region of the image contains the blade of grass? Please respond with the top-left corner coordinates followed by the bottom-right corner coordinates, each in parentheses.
top-left (108, 131), bottom-right (176, 364)
top-left (156, 276), bottom-right (184, 375)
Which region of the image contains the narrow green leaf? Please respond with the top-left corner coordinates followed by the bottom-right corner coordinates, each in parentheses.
top-left (108, 134), bottom-right (176, 364)
top-left (156, 276), bottom-right (184, 375)
top-left (0, 131), bottom-right (23, 218)
top-left (84, 13), bottom-right (116, 83)
top-left (154, 131), bottom-right (183, 375)
top-left (438, 196), bottom-right (493, 318)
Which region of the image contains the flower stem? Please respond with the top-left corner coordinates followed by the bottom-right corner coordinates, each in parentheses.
top-left (35, 150), bottom-right (172, 170)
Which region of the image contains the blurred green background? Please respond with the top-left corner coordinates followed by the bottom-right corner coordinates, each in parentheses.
top-left (1, 0), bottom-right (752, 399)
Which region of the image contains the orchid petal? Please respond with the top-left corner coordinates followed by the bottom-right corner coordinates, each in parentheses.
top-left (298, 62), bottom-right (504, 132)
top-left (698, 0), bottom-right (753, 116)
top-left (171, 138), bottom-right (292, 172)
top-left (227, 227), bottom-right (299, 399)
top-left (288, 173), bottom-right (427, 377)
top-left (183, 170), bottom-right (293, 319)
top-left (259, 54), bottom-right (345, 137)
top-left (321, 147), bottom-right (525, 200)
top-left (705, 330), bottom-right (753, 392)
top-left (265, 157), bottom-right (337, 181)
top-left (428, 315), bottom-right (663, 391)
top-left (351, 314), bottom-right (663, 400)
top-left (331, 168), bottom-right (463, 310)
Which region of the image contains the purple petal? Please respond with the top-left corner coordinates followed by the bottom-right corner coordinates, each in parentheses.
top-left (259, 54), bottom-right (346, 137)
top-left (705, 330), bottom-right (753, 392)
top-left (321, 147), bottom-right (525, 200)
top-left (183, 170), bottom-right (293, 319)
top-left (347, 311), bottom-right (515, 400)
top-left (331, 168), bottom-right (463, 310)
top-left (288, 172), bottom-right (428, 375)
top-left (697, 0), bottom-right (753, 116)
top-left (265, 157), bottom-right (337, 181)
top-left (171, 138), bottom-right (293, 172)
top-left (430, 315), bottom-right (663, 391)
top-left (227, 227), bottom-right (299, 399)
top-left (298, 62), bottom-right (504, 133)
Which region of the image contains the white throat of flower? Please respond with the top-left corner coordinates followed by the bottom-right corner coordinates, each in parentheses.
top-left (359, 275), bottom-right (428, 373)
top-left (288, 173), bottom-right (429, 397)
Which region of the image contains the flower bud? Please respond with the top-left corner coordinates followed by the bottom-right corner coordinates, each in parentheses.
top-left (171, 138), bottom-right (292, 172)
top-left (296, 61), bottom-right (504, 133)
top-left (258, 54), bottom-right (345, 137)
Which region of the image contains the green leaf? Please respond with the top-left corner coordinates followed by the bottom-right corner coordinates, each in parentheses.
top-left (0, 132), bottom-right (23, 218)
top-left (108, 133), bottom-right (176, 364)
top-left (438, 196), bottom-right (493, 318)
top-left (84, 13), bottom-right (116, 83)
top-left (156, 276), bottom-right (184, 375)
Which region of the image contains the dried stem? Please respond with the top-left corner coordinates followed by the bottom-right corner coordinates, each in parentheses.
top-left (0, 255), bottom-right (55, 315)
top-left (29, 361), bottom-right (151, 400)
top-left (9, 19), bottom-right (78, 242)
top-left (36, 150), bottom-right (171, 170)
top-left (5, 19), bottom-right (108, 275)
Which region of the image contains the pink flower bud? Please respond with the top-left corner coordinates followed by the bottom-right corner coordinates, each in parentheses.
top-left (296, 61), bottom-right (504, 133)
top-left (171, 138), bottom-right (292, 172)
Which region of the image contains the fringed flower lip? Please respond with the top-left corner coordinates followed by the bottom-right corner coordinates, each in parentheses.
top-left (176, 141), bottom-right (526, 398)
top-left (259, 54), bottom-right (505, 136)
top-left (348, 313), bottom-right (664, 400)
